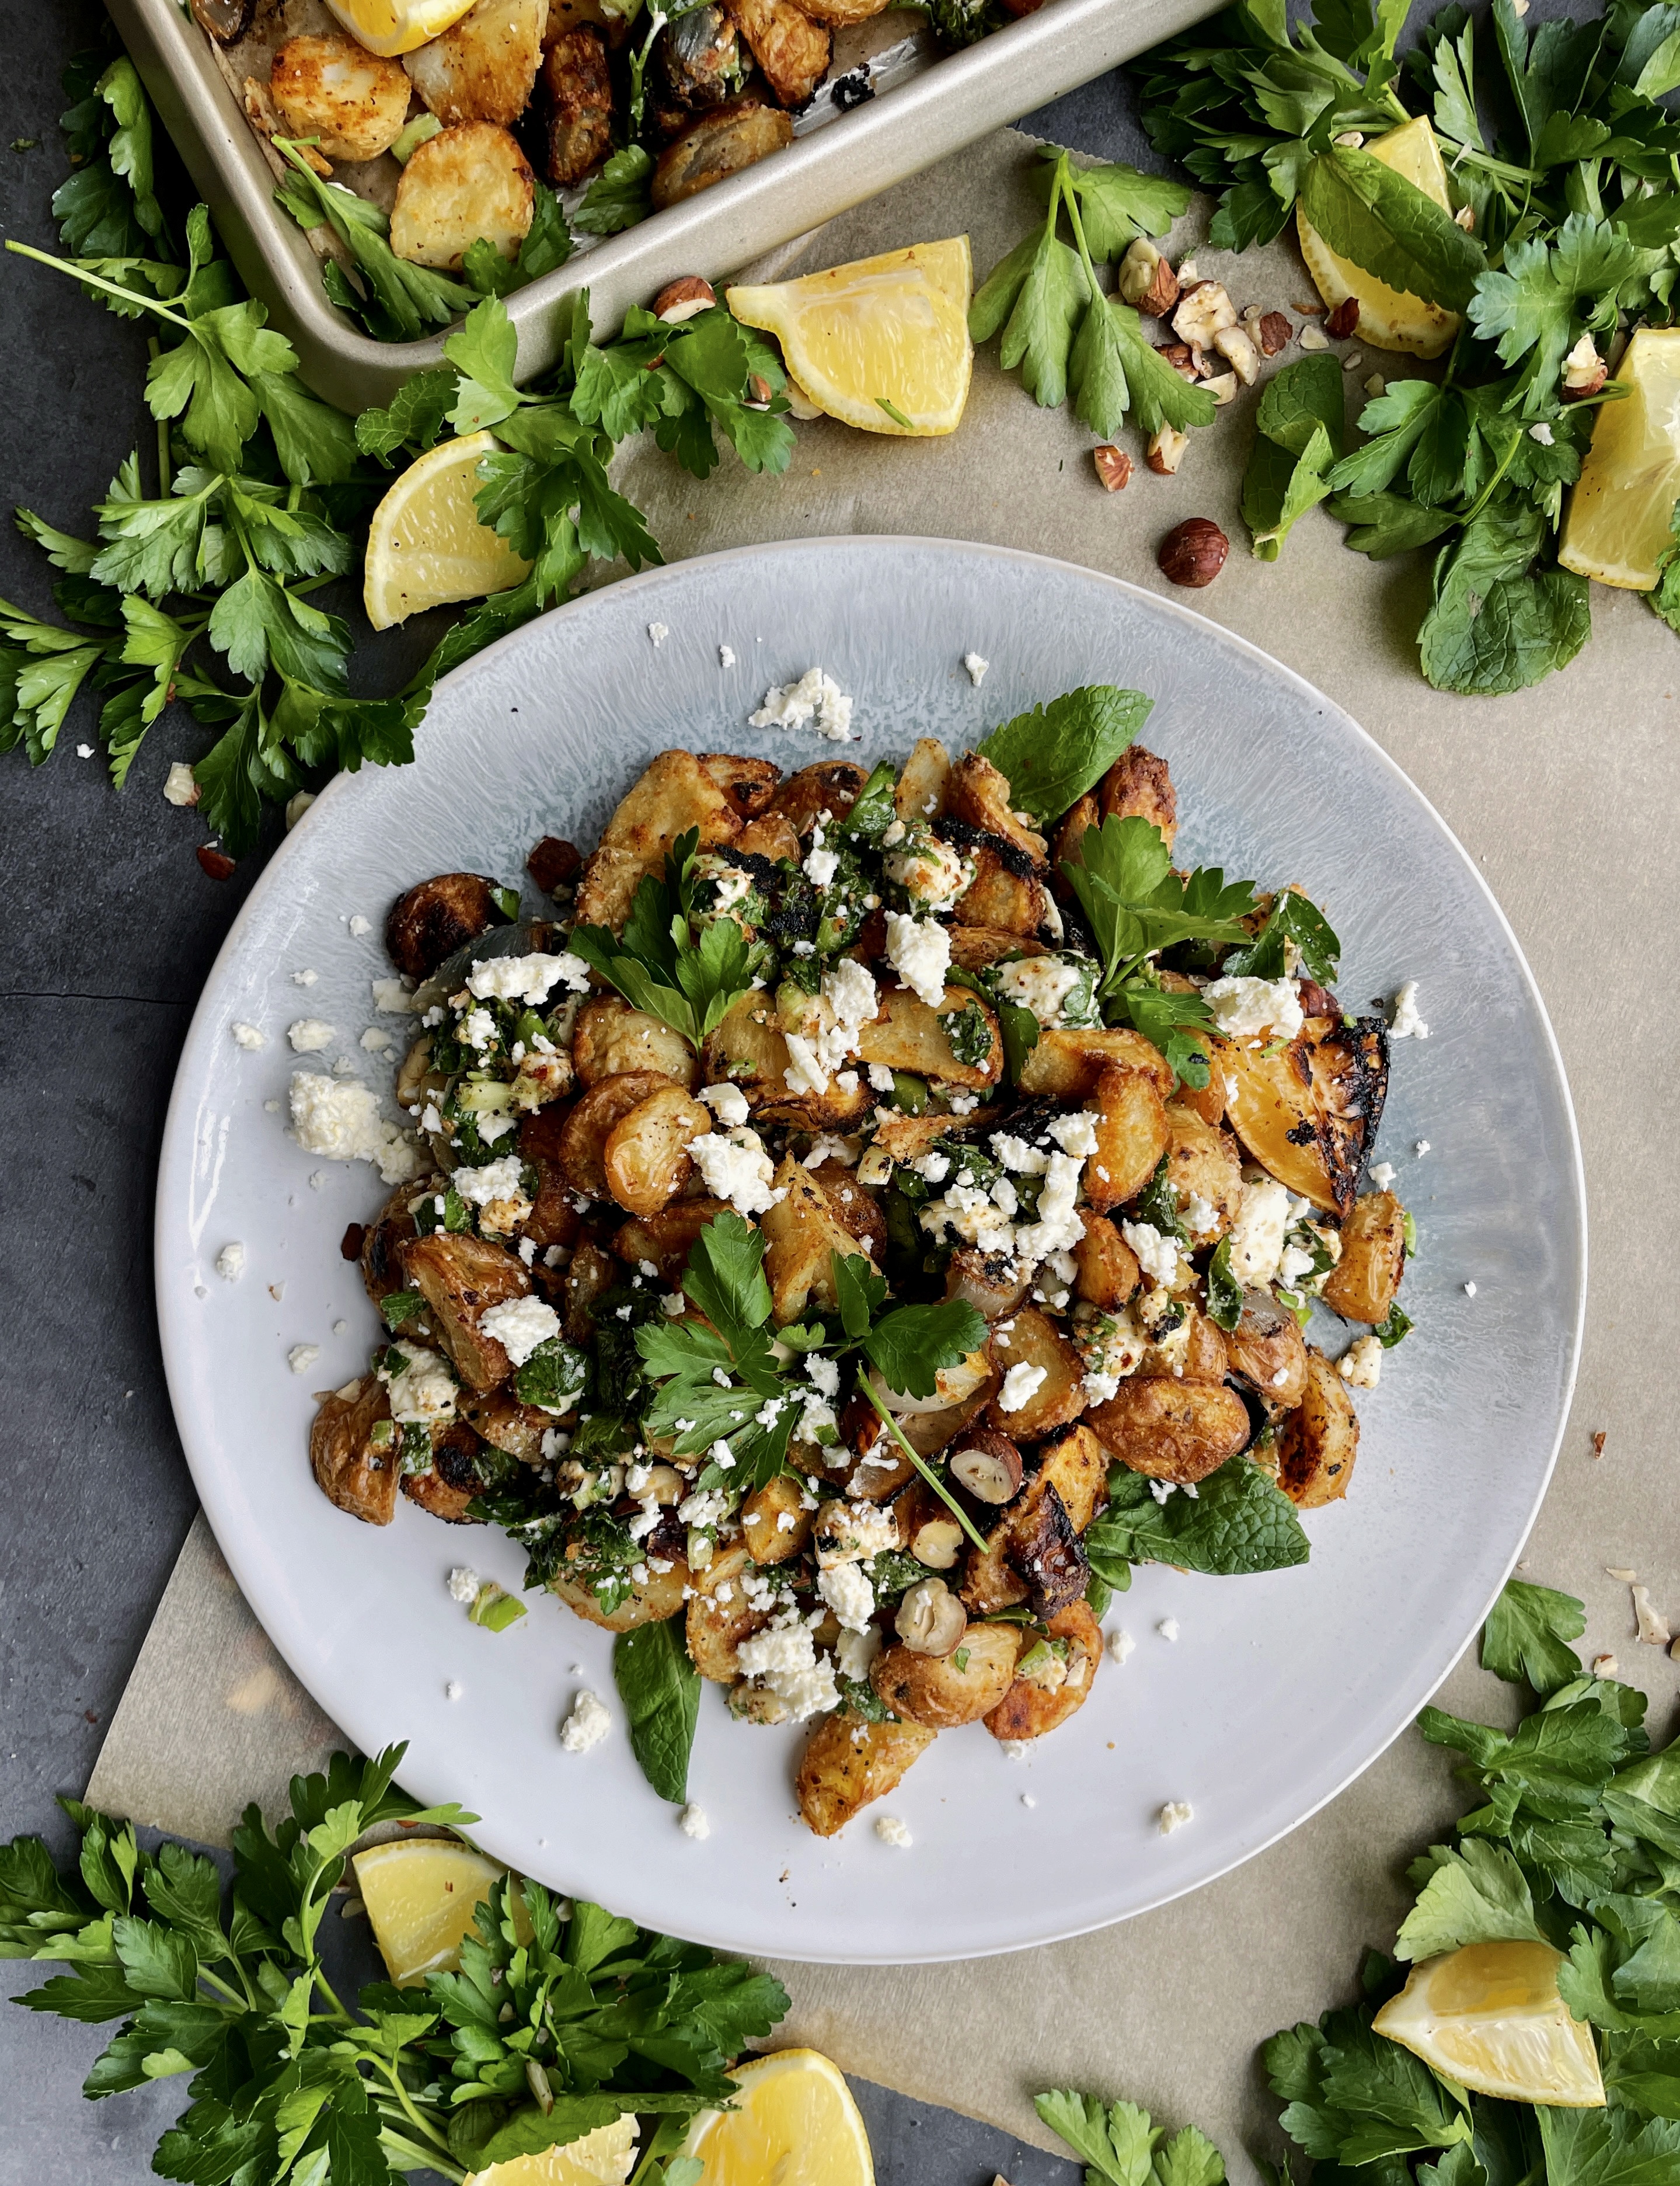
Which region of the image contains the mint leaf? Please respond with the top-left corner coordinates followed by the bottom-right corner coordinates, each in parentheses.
top-left (1086, 1459), bottom-right (1310, 1579)
top-left (976, 684), bottom-right (1152, 821)
top-left (1299, 145), bottom-right (1486, 312)
top-left (613, 1621), bottom-right (700, 1805)
top-left (1482, 1578), bottom-right (1587, 1694)
top-left (1538, 2107), bottom-right (1680, 2186)
top-left (1418, 500), bottom-right (1591, 695)
top-left (1243, 356), bottom-right (1345, 562)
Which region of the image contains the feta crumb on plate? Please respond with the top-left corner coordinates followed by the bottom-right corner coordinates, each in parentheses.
top-left (288, 1343), bottom-right (320, 1374)
top-left (1156, 1617), bottom-right (1179, 1642)
top-left (559, 1689), bottom-right (611, 1752)
top-left (1390, 979), bottom-right (1429, 1039)
top-left (1106, 1627), bottom-right (1135, 1665)
top-left (1338, 1334), bottom-right (1382, 1388)
top-left (1158, 1800), bottom-right (1195, 1835)
top-left (348, 914), bottom-right (371, 937)
top-left (288, 1018), bottom-right (336, 1053)
top-left (291, 968), bottom-right (318, 987)
top-left (874, 1813), bottom-right (913, 1849)
top-left (1463, 1280), bottom-right (1478, 1297)
top-left (447, 1566), bottom-right (480, 1604)
top-left (231, 1021), bottom-right (266, 1050)
top-left (748, 665), bottom-right (855, 740)
top-left (719, 644), bottom-right (736, 669)
top-left (649, 622), bottom-right (668, 646)
top-left (215, 1242), bottom-right (245, 1283)
top-left (679, 1803), bottom-right (711, 1840)
top-left (371, 977), bottom-right (414, 1014)
top-left (963, 652), bottom-right (989, 687)
top-left (1369, 1161), bottom-right (1396, 1189)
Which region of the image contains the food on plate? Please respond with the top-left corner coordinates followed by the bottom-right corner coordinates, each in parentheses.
top-left (305, 685), bottom-right (1418, 1830)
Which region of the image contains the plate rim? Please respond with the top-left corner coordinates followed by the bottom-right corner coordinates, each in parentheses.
top-left (154, 533), bottom-right (1588, 1962)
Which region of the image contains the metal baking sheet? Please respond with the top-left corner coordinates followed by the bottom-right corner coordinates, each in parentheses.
top-left (108, 0), bottom-right (1222, 410)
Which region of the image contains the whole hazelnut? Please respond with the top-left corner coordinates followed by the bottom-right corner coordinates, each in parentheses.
top-left (1158, 517), bottom-right (1229, 588)
top-left (1093, 444), bottom-right (1132, 492)
top-left (653, 275), bottom-right (717, 324)
top-left (1325, 296), bottom-right (1360, 340)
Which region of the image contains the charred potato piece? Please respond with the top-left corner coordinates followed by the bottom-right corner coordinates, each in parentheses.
top-left (576, 751), bottom-right (743, 931)
top-left (1073, 1210), bottom-right (1142, 1310)
top-left (574, 995), bottom-right (699, 1089)
top-left (538, 25), bottom-right (612, 186)
top-left (959, 1528), bottom-right (1029, 1616)
top-left (1321, 1190), bottom-right (1406, 1324)
top-left (558, 1070), bottom-right (670, 1199)
top-left (1224, 1013), bottom-right (1389, 1217)
top-left (736, 812), bottom-right (800, 863)
top-left (603, 1082), bottom-right (711, 1217)
top-left (1227, 1289), bottom-right (1309, 1408)
top-left (400, 1231), bottom-right (530, 1391)
top-left (651, 96), bottom-right (794, 209)
top-left (1050, 791), bottom-right (1098, 885)
top-left (742, 1474), bottom-right (813, 1564)
top-left (550, 1555), bottom-right (690, 1631)
top-left (1157, 1303), bottom-right (1231, 1384)
top-left (1086, 1376), bottom-right (1252, 1484)
top-left (1008, 1481), bottom-right (1091, 1616)
top-left (946, 1245), bottom-right (1033, 1322)
top-left (662, 4), bottom-right (745, 107)
top-left (987, 1305), bottom-right (1085, 1439)
top-left (458, 1386), bottom-right (555, 1461)
top-left (856, 983), bottom-right (1002, 1091)
top-left (1276, 1347), bottom-right (1360, 1506)
top-left (270, 35), bottom-right (413, 162)
top-left (985, 1601), bottom-right (1103, 1742)
top-left (309, 1376), bottom-right (398, 1524)
top-left (402, 1419), bottom-right (489, 1523)
top-left (612, 1198), bottom-right (731, 1284)
top-left (895, 736), bottom-right (950, 823)
top-left (360, 1183), bottom-right (424, 1317)
top-left (796, 0), bottom-right (894, 22)
top-left (1017, 1026), bottom-right (1175, 1102)
top-left (958, 1426), bottom-right (1106, 1616)
top-left (948, 925), bottom-right (1047, 973)
top-left (873, 1111), bottom-right (996, 1164)
top-left (797, 1708), bottom-right (936, 1836)
top-left (1086, 1063), bottom-right (1170, 1212)
top-left (699, 752), bottom-right (780, 821)
top-left (1022, 1421), bottom-right (1109, 1532)
top-left (760, 1156), bottom-right (873, 1322)
top-left (769, 759), bottom-right (869, 835)
top-left (1163, 1102), bottom-right (1244, 1239)
top-left (1098, 744), bottom-right (1177, 850)
top-left (954, 844), bottom-right (1054, 938)
top-left (404, 0), bottom-right (547, 126)
top-left (869, 1623), bottom-right (1019, 1729)
top-left (385, 871), bottom-right (508, 981)
top-left (390, 122), bottom-right (534, 270)
top-left (946, 752), bottom-right (1049, 866)
top-left (699, 993), bottom-right (790, 1104)
top-left (563, 1235), bottom-right (618, 1343)
top-left (685, 1544), bottom-right (768, 1680)
top-left (723, 0), bottom-right (828, 104)
top-left (810, 1162), bottom-right (888, 1259)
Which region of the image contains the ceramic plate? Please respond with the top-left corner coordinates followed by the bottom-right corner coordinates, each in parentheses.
top-left (155, 537), bottom-right (1585, 1964)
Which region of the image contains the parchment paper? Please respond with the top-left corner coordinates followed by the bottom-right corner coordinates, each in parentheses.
top-left (90, 126), bottom-right (1680, 2167)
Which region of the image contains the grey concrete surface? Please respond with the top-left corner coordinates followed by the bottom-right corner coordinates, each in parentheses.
top-left (0, 3), bottom-right (1110, 2178)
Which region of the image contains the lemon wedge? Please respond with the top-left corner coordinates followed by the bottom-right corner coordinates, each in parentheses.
top-left (1372, 1940), bottom-right (1605, 2107)
top-left (680, 2049), bottom-right (874, 2185)
top-left (465, 2118), bottom-right (640, 2186)
top-left (1558, 327), bottom-right (1680, 590)
top-left (727, 239), bottom-right (973, 436)
top-left (351, 1837), bottom-right (511, 1985)
top-left (322, 0), bottom-right (481, 57)
top-left (1297, 119), bottom-right (1461, 358)
top-left (364, 429), bottom-right (532, 631)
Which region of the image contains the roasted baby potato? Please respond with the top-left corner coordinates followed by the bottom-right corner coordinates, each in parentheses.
top-left (723, 0), bottom-right (829, 105)
top-left (1086, 1376), bottom-right (1252, 1484)
top-left (458, 1386), bottom-right (555, 1461)
top-left (984, 1600), bottom-right (1103, 1742)
top-left (385, 871), bottom-right (507, 981)
top-left (576, 750), bottom-right (743, 930)
top-left (1018, 1025), bottom-right (1174, 1102)
top-left (796, 0), bottom-right (894, 22)
top-left (945, 751), bottom-right (1049, 866)
top-left (390, 121), bottom-right (534, 269)
top-left (796, 1708), bottom-right (936, 1836)
top-left (612, 1198), bottom-right (731, 1284)
top-left (1321, 1189), bottom-right (1406, 1324)
top-left (538, 25), bottom-right (612, 186)
top-left (562, 1235), bottom-right (618, 1343)
top-left (741, 1474), bottom-right (812, 1564)
top-left (810, 1162), bottom-right (888, 1258)
top-left (1226, 1289), bottom-right (1309, 1408)
top-left (360, 1182), bottom-right (424, 1316)
top-left (987, 1306), bottom-right (1085, 1439)
top-left (310, 1376), bottom-right (398, 1524)
top-left (895, 736), bottom-right (950, 823)
top-left (1224, 1012), bottom-right (1389, 1217)
top-left (603, 1082), bottom-right (710, 1216)
top-left (1086, 1063), bottom-right (1170, 1212)
top-left (769, 759), bottom-right (869, 834)
top-left (1098, 743), bottom-right (1177, 850)
top-left (550, 1557), bottom-right (689, 1631)
top-left (1073, 1210), bottom-right (1141, 1310)
top-left (699, 993), bottom-right (790, 1104)
top-left (949, 926), bottom-right (1047, 973)
top-left (558, 1070), bottom-right (670, 1199)
top-left (1276, 1347), bottom-right (1360, 1506)
top-left (270, 34), bottom-right (413, 162)
top-left (404, 0), bottom-right (548, 126)
top-left (685, 1544), bottom-right (768, 1680)
top-left (869, 1623), bottom-right (1019, 1728)
top-left (651, 96), bottom-right (794, 208)
top-left (761, 1156), bottom-right (873, 1322)
top-left (735, 812), bottom-right (801, 863)
top-left (574, 995), bottom-right (699, 1088)
top-left (856, 983), bottom-right (1001, 1091)
top-left (1163, 1101), bottom-right (1244, 1238)
top-left (699, 751), bottom-right (781, 821)
top-left (661, 1), bottom-right (744, 107)
top-left (954, 845), bottom-right (1054, 938)
top-left (402, 1419), bottom-right (488, 1523)
top-left (400, 1231), bottom-right (530, 1391)
top-left (1021, 1421), bottom-right (1109, 1532)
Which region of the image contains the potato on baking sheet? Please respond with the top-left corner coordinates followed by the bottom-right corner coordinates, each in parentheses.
top-left (404, 0), bottom-right (548, 126)
top-left (389, 120), bottom-right (534, 268)
top-left (270, 35), bottom-right (413, 161)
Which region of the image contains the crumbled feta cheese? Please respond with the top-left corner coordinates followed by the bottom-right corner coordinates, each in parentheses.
top-left (360, 1027), bottom-right (391, 1052)
top-left (1122, 1220), bottom-right (1187, 1289)
top-left (679, 1803), bottom-right (711, 1840)
top-left (467, 952), bottom-right (590, 1005)
top-left (1369, 1161), bottom-right (1396, 1189)
top-left (648, 622), bottom-right (668, 646)
top-left (1463, 1279), bottom-right (1477, 1297)
top-left (963, 652), bottom-right (989, 687)
top-left (748, 666), bottom-right (855, 740)
top-left (1181, 1191), bottom-right (1218, 1241)
top-left (884, 912), bottom-right (951, 1007)
top-left (289, 1071), bottom-right (421, 1183)
top-left (215, 1242), bottom-right (245, 1283)
top-left (835, 1624), bottom-right (883, 1682)
top-left (699, 1081), bottom-right (750, 1127)
top-left (875, 1814), bottom-right (913, 1849)
top-left (1390, 979), bottom-right (1429, 1039)
top-left (381, 1341), bottom-right (458, 1423)
top-left (288, 1018), bottom-right (336, 1053)
top-left (447, 1566), bottom-right (480, 1603)
top-left (994, 955), bottom-right (1082, 1027)
top-left (292, 968), bottom-right (319, 987)
top-left (883, 831), bottom-right (968, 910)
top-left (445, 1679), bottom-right (463, 1701)
top-left (734, 1612), bottom-right (840, 1719)
top-left (1528, 421), bottom-right (1554, 445)
top-left (998, 1361), bottom-right (1048, 1414)
top-left (818, 1560), bottom-right (877, 1632)
top-left (1200, 975), bottom-right (1303, 1041)
top-left (454, 1154), bottom-right (526, 1208)
top-left (719, 644), bottom-right (736, 669)
top-left (806, 1353), bottom-right (841, 1400)
top-left (689, 1126), bottom-right (778, 1216)
top-left (1414, 1139), bottom-right (1430, 1157)
top-left (1157, 1617), bottom-right (1179, 1642)
top-left (479, 1294), bottom-right (562, 1367)
top-left (1107, 1627), bottom-right (1135, 1665)
top-left (288, 1343), bottom-right (320, 1374)
top-left (368, 977), bottom-right (413, 1015)
top-left (804, 841), bottom-right (838, 889)
top-left (162, 761), bottom-right (199, 807)
top-left (1337, 1334), bottom-right (1382, 1389)
top-left (1047, 1110), bottom-right (1099, 1158)
top-left (559, 1689), bottom-right (611, 1752)
top-left (231, 1021), bottom-right (266, 1050)
top-left (1158, 1800), bottom-right (1194, 1835)
top-left (1225, 1176), bottom-right (1292, 1286)
top-left (867, 1062), bottom-right (895, 1092)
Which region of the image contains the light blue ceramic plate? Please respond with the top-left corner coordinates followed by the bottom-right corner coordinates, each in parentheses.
top-left (156, 538), bottom-right (1585, 1964)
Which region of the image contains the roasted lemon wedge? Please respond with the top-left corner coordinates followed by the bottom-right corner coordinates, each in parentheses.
top-left (1559, 327), bottom-right (1680, 590)
top-left (1297, 119), bottom-right (1461, 358)
top-left (363, 429), bottom-right (531, 631)
top-left (728, 239), bottom-right (973, 436)
top-left (679, 2049), bottom-right (874, 2184)
top-left (1372, 1940), bottom-right (1605, 2107)
top-left (465, 2118), bottom-right (640, 2186)
top-left (351, 1836), bottom-right (511, 1985)
top-left (323, 0), bottom-right (480, 57)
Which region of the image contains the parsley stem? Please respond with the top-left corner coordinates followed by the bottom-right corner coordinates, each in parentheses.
top-left (859, 1379), bottom-right (989, 1553)
top-left (146, 337), bottom-right (172, 496)
top-left (3, 239), bottom-right (195, 331)
top-left (194, 1966), bottom-right (249, 2010)
top-left (379, 2122), bottom-right (465, 2182)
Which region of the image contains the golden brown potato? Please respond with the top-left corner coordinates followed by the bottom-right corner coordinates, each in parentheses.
top-left (699, 751), bottom-right (781, 822)
top-left (360, 1183), bottom-right (426, 1317)
top-left (895, 736), bottom-right (950, 823)
top-left (987, 1306), bottom-right (1085, 1439)
top-left (270, 35), bottom-right (413, 162)
top-left (723, 0), bottom-right (830, 106)
top-left (389, 121), bottom-right (534, 270)
top-left (1163, 1304), bottom-right (1231, 1384)
top-left (810, 1162), bottom-right (888, 1259)
top-left (1086, 1376), bottom-right (1252, 1484)
top-left (562, 1235), bottom-right (618, 1343)
top-left (1026, 1422), bottom-right (1112, 1532)
top-left (959, 1427), bottom-right (1107, 1618)
top-left (947, 926), bottom-right (1047, 973)
top-left (310, 1376), bottom-right (398, 1524)
top-left (796, 0), bottom-right (893, 21)
top-left (558, 1070), bottom-right (670, 1199)
top-left (1163, 1102), bottom-right (1245, 1238)
top-left (1098, 743), bottom-right (1177, 850)
top-left (520, 1110), bottom-right (583, 1252)
top-left (1322, 1190), bottom-right (1406, 1324)
top-left (769, 760), bottom-right (869, 835)
top-left (869, 1623), bottom-right (1019, 1729)
top-left (685, 1545), bottom-right (767, 1681)
top-left (401, 1419), bottom-right (489, 1524)
top-left (1073, 1210), bottom-right (1141, 1310)
top-left (945, 751), bottom-right (1050, 866)
top-left (1276, 1347), bottom-right (1360, 1506)
top-left (1017, 1025), bottom-right (1175, 1102)
top-left (1050, 791), bottom-right (1098, 883)
top-left (400, 1231), bottom-right (529, 1391)
top-left (404, 0), bottom-right (547, 126)
top-left (1226, 1290), bottom-right (1308, 1408)
top-left (575, 751), bottom-right (741, 930)
top-left (458, 1386), bottom-right (555, 1461)
top-left (741, 1474), bottom-right (812, 1564)
top-left (873, 1112), bottom-right (991, 1165)
top-left (954, 846), bottom-right (1054, 937)
top-left (385, 872), bottom-right (506, 981)
top-left (1086, 1063), bottom-right (1170, 1212)
top-left (1223, 1014), bottom-right (1389, 1217)
top-left (760, 1156), bottom-right (872, 1322)
top-left (612, 1199), bottom-right (731, 1285)
top-left (796, 1710), bottom-right (936, 1836)
top-left (550, 1557), bottom-right (690, 1631)
top-left (984, 1601), bottom-right (1103, 1742)
top-left (652, 96), bottom-right (794, 208)
top-left (538, 23), bottom-right (612, 186)
top-left (699, 994), bottom-right (789, 1101)
top-left (735, 812), bottom-right (800, 863)
top-left (856, 983), bottom-right (1001, 1091)
top-left (573, 995), bottom-right (698, 1089)
top-left (603, 1083), bottom-right (711, 1217)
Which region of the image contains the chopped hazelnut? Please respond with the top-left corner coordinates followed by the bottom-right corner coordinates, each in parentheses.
top-left (743, 374), bottom-right (773, 409)
top-left (653, 275), bottom-right (717, 323)
top-left (1146, 423), bottom-right (1190, 475)
top-left (1325, 297), bottom-right (1361, 339)
top-left (1298, 325), bottom-right (1330, 352)
top-left (1093, 444), bottom-right (1133, 492)
top-left (895, 1577), bottom-right (967, 1657)
top-left (527, 835), bottom-right (582, 893)
top-left (197, 845), bottom-right (236, 880)
top-left (1156, 342), bottom-right (1200, 382)
top-left (1257, 311), bottom-right (1293, 356)
top-left (1157, 517), bottom-right (1228, 587)
top-left (1562, 333), bottom-right (1607, 398)
top-left (1202, 371), bottom-right (1239, 406)
top-left (1118, 237), bottom-right (1179, 316)
top-left (1172, 280), bottom-right (1238, 349)
top-left (950, 1430), bottom-right (1024, 1503)
top-left (1212, 323), bottom-right (1260, 384)
top-left (1455, 205), bottom-right (1475, 231)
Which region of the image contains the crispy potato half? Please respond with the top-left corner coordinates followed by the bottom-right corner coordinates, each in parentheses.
top-left (741, 1474), bottom-right (812, 1564)
top-left (1086, 1064), bottom-right (1169, 1212)
top-left (1018, 1026), bottom-right (1175, 1102)
top-left (1321, 1189), bottom-right (1407, 1324)
top-left (390, 121), bottom-right (534, 269)
top-left (984, 1600), bottom-right (1102, 1742)
top-left (895, 736), bottom-right (949, 823)
top-left (404, 0), bottom-right (548, 127)
top-left (1163, 1101), bottom-right (1244, 1238)
top-left (869, 1623), bottom-right (1019, 1728)
top-left (603, 1082), bottom-right (711, 1217)
top-left (400, 1231), bottom-right (529, 1391)
top-left (760, 1156), bottom-right (873, 1322)
top-left (797, 1710), bottom-right (936, 1836)
top-left (651, 96), bottom-right (793, 208)
top-left (988, 1306), bottom-right (1085, 1439)
top-left (1224, 1012), bottom-right (1389, 1216)
top-left (270, 34), bottom-right (413, 162)
top-left (1086, 1376), bottom-right (1252, 1484)
top-left (685, 1544), bottom-right (768, 1681)
top-left (558, 1070), bottom-right (670, 1199)
top-left (574, 995), bottom-right (699, 1088)
top-left (310, 1376), bottom-right (398, 1524)
top-left (723, 0), bottom-right (830, 106)
top-left (550, 1558), bottom-right (690, 1631)
top-left (1098, 744), bottom-right (1177, 850)
top-left (856, 983), bottom-right (1001, 1091)
top-left (1277, 1348), bottom-right (1360, 1506)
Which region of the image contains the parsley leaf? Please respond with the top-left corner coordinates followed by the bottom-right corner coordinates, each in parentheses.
top-left (570, 830), bottom-right (765, 1049)
top-left (1395, 1839), bottom-right (1546, 1959)
top-left (1468, 215), bottom-right (1640, 414)
top-left (573, 144), bottom-right (654, 236)
top-left (975, 684), bottom-right (1153, 821)
top-left (860, 1300), bottom-right (987, 1400)
top-left (1036, 2088), bottom-right (1227, 2186)
top-left (1481, 1577), bottom-right (1587, 1694)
